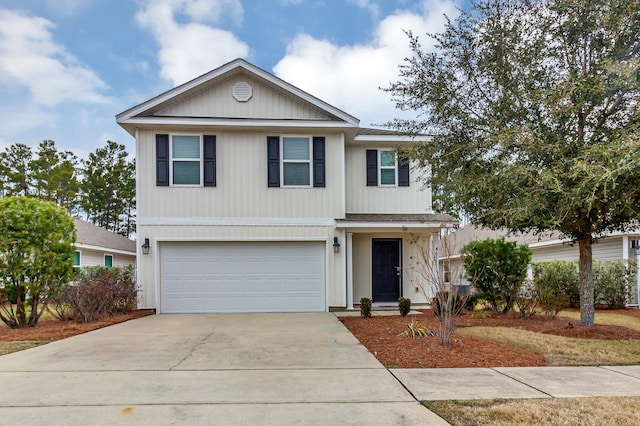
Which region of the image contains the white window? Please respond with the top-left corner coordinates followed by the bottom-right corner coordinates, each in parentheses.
top-left (281, 136), bottom-right (311, 186)
top-left (171, 135), bottom-right (202, 186)
top-left (379, 150), bottom-right (397, 186)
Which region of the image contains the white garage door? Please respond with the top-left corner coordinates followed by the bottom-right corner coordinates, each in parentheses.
top-left (160, 241), bottom-right (325, 313)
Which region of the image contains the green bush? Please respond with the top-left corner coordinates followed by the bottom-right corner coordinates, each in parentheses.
top-left (594, 261), bottom-right (636, 310)
top-left (398, 297), bottom-right (411, 316)
top-left (462, 238), bottom-right (532, 314)
top-left (360, 297), bottom-right (372, 318)
top-left (532, 261), bottom-right (578, 317)
top-left (533, 260), bottom-right (636, 313)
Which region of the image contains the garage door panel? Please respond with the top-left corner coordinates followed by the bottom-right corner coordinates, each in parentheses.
top-left (160, 241), bottom-right (325, 313)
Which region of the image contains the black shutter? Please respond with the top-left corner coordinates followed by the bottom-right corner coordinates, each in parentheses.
top-left (366, 149), bottom-right (378, 186)
top-left (156, 134), bottom-right (169, 186)
top-left (267, 136), bottom-right (280, 187)
top-left (203, 135), bottom-right (216, 187)
top-left (313, 136), bottom-right (325, 187)
top-left (398, 156), bottom-right (410, 187)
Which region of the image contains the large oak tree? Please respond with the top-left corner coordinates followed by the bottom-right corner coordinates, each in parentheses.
top-left (386, 0), bottom-right (640, 325)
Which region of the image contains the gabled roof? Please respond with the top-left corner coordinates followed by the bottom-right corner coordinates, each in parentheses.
top-left (74, 218), bottom-right (136, 255)
top-left (116, 58), bottom-right (359, 135)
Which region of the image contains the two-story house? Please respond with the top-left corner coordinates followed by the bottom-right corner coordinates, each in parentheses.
top-left (116, 59), bottom-right (456, 313)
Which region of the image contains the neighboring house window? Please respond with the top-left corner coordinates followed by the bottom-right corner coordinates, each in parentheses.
top-left (267, 136), bottom-right (325, 187)
top-left (366, 149), bottom-right (410, 187)
top-left (443, 260), bottom-right (451, 284)
top-left (156, 134), bottom-right (216, 187)
top-left (73, 251), bottom-right (81, 268)
top-left (104, 254), bottom-right (113, 267)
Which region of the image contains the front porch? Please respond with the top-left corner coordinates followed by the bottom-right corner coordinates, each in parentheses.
top-left (335, 213), bottom-right (458, 309)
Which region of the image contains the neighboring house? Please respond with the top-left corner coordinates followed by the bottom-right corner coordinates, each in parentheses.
top-left (73, 218), bottom-right (136, 268)
top-left (116, 58), bottom-right (456, 314)
top-left (439, 223), bottom-right (640, 305)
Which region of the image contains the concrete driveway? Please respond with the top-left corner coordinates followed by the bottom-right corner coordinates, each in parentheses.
top-left (0, 313), bottom-right (446, 425)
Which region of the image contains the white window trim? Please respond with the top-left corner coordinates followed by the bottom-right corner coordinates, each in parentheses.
top-left (169, 133), bottom-right (203, 187)
top-left (73, 250), bottom-right (81, 268)
top-left (104, 253), bottom-right (114, 267)
top-left (378, 150), bottom-right (398, 187)
top-left (280, 135), bottom-right (312, 188)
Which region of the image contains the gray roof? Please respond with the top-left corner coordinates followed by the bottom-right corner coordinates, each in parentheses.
top-left (74, 218), bottom-right (136, 254)
top-left (356, 127), bottom-right (406, 136)
top-left (441, 223), bottom-right (561, 256)
top-left (338, 213), bottom-right (458, 224)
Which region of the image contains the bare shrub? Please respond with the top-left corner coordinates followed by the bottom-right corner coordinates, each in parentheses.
top-left (406, 229), bottom-right (469, 346)
top-left (50, 266), bottom-right (137, 323)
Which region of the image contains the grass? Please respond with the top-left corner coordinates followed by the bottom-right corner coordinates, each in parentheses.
top-left (424, 397), bottom-right (640, 426)
top-left (457, 326), bottom-right (640, 365)
top-left (560, 311), bottom-right (640, 332)
top-left (0, 341), bottom-right (49, 356)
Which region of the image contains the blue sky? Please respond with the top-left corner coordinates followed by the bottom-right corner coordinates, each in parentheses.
top-left (0, 0), bottom-right (459, 158)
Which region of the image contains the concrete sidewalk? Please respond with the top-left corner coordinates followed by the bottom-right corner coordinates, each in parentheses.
top-left (392, 366), bottom-right (640, 401)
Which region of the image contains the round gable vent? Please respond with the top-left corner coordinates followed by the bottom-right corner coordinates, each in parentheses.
top-left (232, 81), bottom-right (253, 102)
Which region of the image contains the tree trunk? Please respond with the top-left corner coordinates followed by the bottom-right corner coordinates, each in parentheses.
top-left (578, 236), bottom-right (595, 326)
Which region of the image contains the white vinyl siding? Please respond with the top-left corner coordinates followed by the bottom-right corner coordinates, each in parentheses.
top-left (281, 136), bottom-right (311, 187)
top-left (160, 241), bottom-right (325, 313)
top-left (531, 238), bottom-right (623, 263)
top-left (139, 130), bottom-right (343, 219)
top-left (345, 145), bottom-right (431, 214)
top-left (73, 248), bottom-right (135, 268)
top-left (155, 76), bottom-right (334, 121)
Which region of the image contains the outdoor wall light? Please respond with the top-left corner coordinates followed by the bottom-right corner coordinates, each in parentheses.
top-left (632, 239), bottom-right (640, 256)
top-left (333, 237), bottom-right (340, 254)
top-left (142, 238), bottom-right (150, 255)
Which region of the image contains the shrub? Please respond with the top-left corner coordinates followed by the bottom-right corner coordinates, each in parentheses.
top-left (532, 261), bottom-right (578, 317)
top-left (462, 238), bottom-right (531, 314)
top-left (49, 266), bottom-right (137, 323)
top-left (431, 291), bottom-right (466, 318)
top-left (398, 297), bottom-right (411, 316)
top-left (360, 297), bottom-right (372, 318)
top-left (594, 261), bottom-right (636, 310)
top-left (515, 279), bottom-right (538, 319)
top-left (403, 319), bottom-right (431, 338)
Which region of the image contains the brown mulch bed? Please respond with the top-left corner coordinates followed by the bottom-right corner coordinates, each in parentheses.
top-left (340, 309), bottom-right (640, 369)
top-left (0, 310), bottom-right (153, 342)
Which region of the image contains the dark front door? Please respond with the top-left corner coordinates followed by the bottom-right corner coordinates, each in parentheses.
top-left (372, 239), bottom-right (401, 302)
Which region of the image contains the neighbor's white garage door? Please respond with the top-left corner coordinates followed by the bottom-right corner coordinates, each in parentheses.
top-left (160, 241), bottom-right (325, 313)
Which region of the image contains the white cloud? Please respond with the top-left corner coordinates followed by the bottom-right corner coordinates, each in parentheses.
top-left (0, 8), bottom-right (108, 108)
top-left (136, 0), bottom-right (249, 86)
top-left (273, 0), bottom-right (459, 126)
top-left (348, 0), bottom-right (380, 20)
